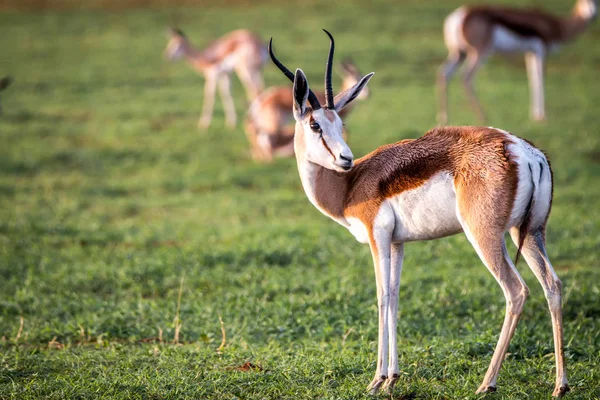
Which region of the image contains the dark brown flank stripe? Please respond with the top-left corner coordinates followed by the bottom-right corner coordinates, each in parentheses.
top-left (464, 6), bottom-right (564, 44)
top-left (310, 127), bottom-right (521, 241)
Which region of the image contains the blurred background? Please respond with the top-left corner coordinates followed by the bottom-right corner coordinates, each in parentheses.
top-left (0, 0), bottom-right (598, 398)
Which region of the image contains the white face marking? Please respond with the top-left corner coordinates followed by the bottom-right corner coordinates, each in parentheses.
top-left (299, 108), bottom-right (354, 172)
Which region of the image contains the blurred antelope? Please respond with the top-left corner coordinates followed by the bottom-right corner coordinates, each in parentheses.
top-left (270, 30), bottom-right (568, 397)
top-left (164, 28), bottom-right (267, 128)
top-left (0, 76), bottom-right (13, 116)
top-left (438, 0), bottom-right (597, 124)
top-left (244, 58), bottom-right (370, 161)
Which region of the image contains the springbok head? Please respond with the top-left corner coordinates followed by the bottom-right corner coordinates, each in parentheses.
top-left (164, 27), bottom-right (188, 60)
top-left (576, 0), bottom-right (597, 20)
top-left (269, 30), bottom-right (374, 172)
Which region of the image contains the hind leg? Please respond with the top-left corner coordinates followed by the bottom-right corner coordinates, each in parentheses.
top-left (456, 191), bottom-right (529, 392)
top-left (465, 230), bottom-right (529, 392)
top-left (510, 228), bottom-right (568, 397)
top-left (236, 65), bottom-right (263, 102)
top-left (218, 74), bottom-right (237, 128)
top-left (199, 71), bottom-right (218, 129)
top-left (463, 51), bottom-right (488, 123)
top-left (437, 50), bottom-right (465, 125)
top-left (525, 48), bottom-right (546, 121)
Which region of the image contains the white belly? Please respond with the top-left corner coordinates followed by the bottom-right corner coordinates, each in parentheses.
top-left (346, 216), bottom-right (370, 244)
top-left (492, 26), bottom-right (544, 53)
top-left (388, 172), bottom-right (462, 242)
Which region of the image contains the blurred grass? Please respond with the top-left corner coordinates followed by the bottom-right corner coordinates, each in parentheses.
top-left (0, 0), bottom-right (599, 399)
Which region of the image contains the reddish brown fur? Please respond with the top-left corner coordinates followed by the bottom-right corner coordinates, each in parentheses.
top-left (172, 29), bottom-right (265, 71)
top-left (308, 127), bottom-right (519, 234)
top-left (463, 7), bottom-right (564, 45)
top-left (460, 2), bottom-right (595, 52)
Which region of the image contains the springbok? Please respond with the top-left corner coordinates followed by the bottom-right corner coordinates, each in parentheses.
top-left (244, 59), bottom-right (370, 162)
top-left (164, 28), bottom-right (267, 128)
top-left (270, 30), bottom-right (568, 397)
top-left (438, 0), bottom-right (597, 124)
top-left (0, 76), bottom-right (13, 116)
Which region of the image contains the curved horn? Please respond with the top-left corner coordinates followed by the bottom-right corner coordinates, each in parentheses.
top-left (269, 38), bottom-right (321, 111)
top-left (323, 29), bottom-right (335, 109)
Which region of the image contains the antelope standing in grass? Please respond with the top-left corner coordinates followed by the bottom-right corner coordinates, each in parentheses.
top-left (270, 30), bottom-right (568, 397)
top-left (164, 28), bottom-right (267, 128)
top-left (438, 0), bottom-right (597, 124)
top-left (0, 76), bottom-right (13, 116)
top-left (244, 59), bottom-right (370, 162)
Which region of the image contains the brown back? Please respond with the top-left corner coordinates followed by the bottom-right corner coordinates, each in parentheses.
top-left (349, 126), bottom-right (515, 203)
top-left (465, 6), bottom-right (564, 44)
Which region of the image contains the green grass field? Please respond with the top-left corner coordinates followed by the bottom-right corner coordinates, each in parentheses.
top-left (1, 0), bottom-right (599, 398)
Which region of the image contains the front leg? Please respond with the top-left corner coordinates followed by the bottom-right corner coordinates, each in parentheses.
top-left (525, 49), bottom-right (546, 121)
top-left (381, 242), bottom-right (404, 393)
top-left (199, 71), bottom-right (217, 129)
top-left (217, 74), bottom-right (237, 128)
top-left (367, 226), bottom-right (393, 394)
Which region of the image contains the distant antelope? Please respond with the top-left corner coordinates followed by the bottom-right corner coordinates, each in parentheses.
top-left (270, 30), bottom-right (568, 397)
top-left (0, 76), bottom-right (13, 116)
top-left (164, 28), bottom-right (267, 128)
top-left (244, 58), bottom-right (370, 162)
top-left (438, 0), bottom-right (597, 124)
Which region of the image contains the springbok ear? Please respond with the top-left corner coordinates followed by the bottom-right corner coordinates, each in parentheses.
top-left (334, 72), bottom-right (374, 112)
top-left (293, 69), bottom-right (310, 119)
top-left (341, 57), bottom-right (357, 74)
top-left (168, 27), bottom-right (185, 37)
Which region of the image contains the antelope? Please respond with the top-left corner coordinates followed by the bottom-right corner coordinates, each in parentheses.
top-left (0, 76), bottom-right (13, 116)
top-left (244, 59), bottom-right (370, 162)
top-left (438, 0), bottom-right (597, 124)
top-left (164, 28), bottom-right (267, 128)
top-left (269, 30), bottom-right (568, 397)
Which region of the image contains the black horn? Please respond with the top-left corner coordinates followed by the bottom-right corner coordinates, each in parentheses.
top-left (323, 29), bottom-right (335, 109)
top-left (269, 38), bottom-right (321, 111)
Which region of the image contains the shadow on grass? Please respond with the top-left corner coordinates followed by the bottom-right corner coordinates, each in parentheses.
top-left (200, 247), bottom-right (320, 270)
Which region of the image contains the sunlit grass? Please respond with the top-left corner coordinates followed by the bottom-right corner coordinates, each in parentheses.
top-left (0, 0), bottom-right (599, 398)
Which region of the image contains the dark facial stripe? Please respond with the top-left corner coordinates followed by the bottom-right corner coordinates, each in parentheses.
top-left (320, 137), bottom-right (336, 161)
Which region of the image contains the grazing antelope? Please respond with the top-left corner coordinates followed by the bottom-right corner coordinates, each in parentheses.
top-left (164, 28), bottom-right (267, 128)
top-left (244, 59), bottom-right (370, 162)
top-left (270, 30), bottom-right (568, 397)
top-left (438, 0), bottom-right (597, 124)
top-left (0, 76), bottom-right (13, 116)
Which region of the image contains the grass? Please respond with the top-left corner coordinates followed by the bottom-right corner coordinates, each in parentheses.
top-left (0, 0), bottom-right (599, 398)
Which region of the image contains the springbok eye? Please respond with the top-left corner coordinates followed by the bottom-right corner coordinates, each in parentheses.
top-left (310, 121), bottom-right (322, 133)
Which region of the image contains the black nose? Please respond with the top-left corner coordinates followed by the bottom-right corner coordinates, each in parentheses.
top-left (339, 154), bottom-right (352, 162)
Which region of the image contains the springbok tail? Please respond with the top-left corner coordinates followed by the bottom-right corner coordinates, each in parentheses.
top-left (514, 163), bottom-right (536, 265)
